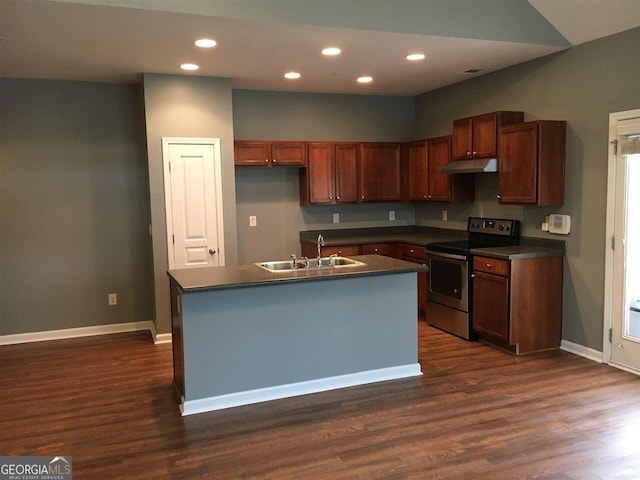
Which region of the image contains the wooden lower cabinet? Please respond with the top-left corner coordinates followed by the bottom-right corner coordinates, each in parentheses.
top-left (301, 243), bottom-right (360, 258)
top-left (472, 255), bottom-right (563, 354)
top-left (397, 244), bottom-right (428, 319)
top-left (361, 243), bottom-right (396, 257)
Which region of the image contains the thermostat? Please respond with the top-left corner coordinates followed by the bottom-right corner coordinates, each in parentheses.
top-left (548, 214), bottom-right (571, 235)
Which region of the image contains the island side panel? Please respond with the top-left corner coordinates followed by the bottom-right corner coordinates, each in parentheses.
top-left (180, 273), bottom-right (418, 403)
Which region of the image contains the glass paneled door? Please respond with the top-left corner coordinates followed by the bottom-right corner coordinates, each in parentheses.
top-left (609, 112), bottom-right (640, 373)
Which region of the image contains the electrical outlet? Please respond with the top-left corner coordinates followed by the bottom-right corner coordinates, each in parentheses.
top-left (442, 210), bottom-right (448, 221)
top-left (249, 215), bottom-right (257, 227)
top-left (333, 213), bottom-right (340, 224)
top-left (389, 210), bottom-right (395, 221)
top-left (108, 293), bottom-right (117, 306)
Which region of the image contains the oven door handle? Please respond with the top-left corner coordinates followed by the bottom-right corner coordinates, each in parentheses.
top-left (426, 250), bottom-right (468, 261)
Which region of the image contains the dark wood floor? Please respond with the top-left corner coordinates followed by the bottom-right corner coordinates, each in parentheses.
top-left (1, 322), bottom-right (638, 479)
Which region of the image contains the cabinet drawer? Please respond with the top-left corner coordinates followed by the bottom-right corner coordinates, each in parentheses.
top-left (398, 244), bottom-right (427, 260)
top-left (473, 256), bottom-right (509, 276)
top-left (322, 245), bottom-right (360, 257)
top-left (362, 243), bottom-right (392, 256)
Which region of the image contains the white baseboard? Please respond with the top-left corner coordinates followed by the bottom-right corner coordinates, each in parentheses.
top-left (150, 322), bottom-right (172, 344)
top-left (560, 339), bottom-right (603, 363)
top-left (181, 363), bottom-right (422, 416)
top-left (0, 321), bottom-right (154, 346)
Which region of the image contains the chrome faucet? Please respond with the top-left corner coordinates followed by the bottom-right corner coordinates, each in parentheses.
top-left (317, 234), bottom-right (324, 264)
top-left (291, 254), bottom-right (298, 269)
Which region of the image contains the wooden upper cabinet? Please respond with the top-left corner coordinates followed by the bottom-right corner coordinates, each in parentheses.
top-left (406, 136), bottom-right (474, 203)
top-left (334, 143), bottom-right (359, 203)
top-left (359, 143), bottom-right (401, 202)
top-left (408, 141), bottom-right (428, 201)
top-left (302, 142), bottom-right (358, 205)
top-left (498, 120), bottom-right (566, 205)
top-left (452, 111), bottom-right (524, 161)
top-left (427, 136), bottom-right (454, 202)
top-left (234, 140), bottom-right (306, 167)
top-left (306, 143), bottom-right (335, 203)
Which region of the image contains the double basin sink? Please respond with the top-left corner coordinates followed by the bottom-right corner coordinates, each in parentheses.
top-left (256, 256), bottom-right (365, 272)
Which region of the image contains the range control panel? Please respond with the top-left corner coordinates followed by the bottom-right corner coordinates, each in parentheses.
top-left (467, 217), bottom-right (519, 237)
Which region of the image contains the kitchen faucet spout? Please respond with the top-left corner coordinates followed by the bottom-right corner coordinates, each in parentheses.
top-left (317, 234), bottom-right (324, 265)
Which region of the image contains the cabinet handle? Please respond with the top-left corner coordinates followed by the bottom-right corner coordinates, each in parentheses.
top-left (410, 249), bottom-right (415, 253)
top-left (486, 263), bottom-right (491, 267)
top-left (496, 194), bottom-right (501, 199)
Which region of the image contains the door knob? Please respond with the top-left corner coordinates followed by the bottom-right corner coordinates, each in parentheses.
top-left (209, 248), bottom-right (216, 255)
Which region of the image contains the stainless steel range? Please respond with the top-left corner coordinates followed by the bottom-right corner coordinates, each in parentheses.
top-left (426, 217), bottom-right (520, 339)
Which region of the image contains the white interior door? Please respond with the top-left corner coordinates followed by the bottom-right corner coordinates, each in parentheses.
top-left (606, 112), bottom-right (640, 374)
top-left (162, 138), bottom-right (224, 269)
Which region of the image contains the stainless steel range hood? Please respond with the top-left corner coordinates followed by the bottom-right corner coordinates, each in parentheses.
top-left (440, 158), bottom-right (498, 174)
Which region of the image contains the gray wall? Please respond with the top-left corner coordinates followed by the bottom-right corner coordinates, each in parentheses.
top-left (233, 90), bottom-right (416, 264)
top-left (413, 28), bottom-right (640, 351)
top-left (142, 74), bottom-right (238, 335)
top-left (0, 78), bottom-right (153, 335)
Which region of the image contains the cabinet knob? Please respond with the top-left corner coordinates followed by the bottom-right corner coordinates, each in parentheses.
top-left (471, 273), bottom-right (476, 278)
top-left (265, 159), bottom-right (269, 163)
top-left (424, 195), bottom-right (427, 199)
top-left (496, 194), bottom-right (501, 199)
top-left (428, 195), bottom-right (432, 199)
top-left (410, 249), bottom-right (415, 253)
top-left (467, 151), bottom-right (471, 156)
top-left (361, 196), bottom-right (365, 200)
top-left (336, 196), bottom-right (340, 200)
top-left (329, 196), bottom-right (333, 200)
top-left (209, 248), bottom-right (216, 255)
top-left (472, 151), bottom-right (477, 155)
top-left (374, 248), bottom-right (379, 252)
top-left (486, 263), bottom-right (491, 267)
top-left (273, 158), bottom-right (277, 163)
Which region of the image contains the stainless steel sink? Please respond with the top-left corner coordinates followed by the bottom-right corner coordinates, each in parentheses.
top-left (256, 256), bottom-right (365, 272)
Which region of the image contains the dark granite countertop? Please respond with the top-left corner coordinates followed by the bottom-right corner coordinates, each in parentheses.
top-left (168, 254), bottom-right (428, 293)
top-left (300, 226), bottom-right (467, 248)
top-left (300, 226), bottom-right (565, 259)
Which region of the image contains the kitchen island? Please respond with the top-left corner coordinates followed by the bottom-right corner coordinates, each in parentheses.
top-left (168, 255), bottom-right (426, 416)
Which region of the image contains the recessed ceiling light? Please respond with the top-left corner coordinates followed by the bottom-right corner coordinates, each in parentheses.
top-left (357, 76), bottom-right (373, 84)
top-left (321, 47), bottom-right (341, 56)
top-left (195, 38), bottom-right (217, 48)
top-left (284, 71), bottom-right (301, 79)
top-left (406, 53), bottom-right (425, 61)
top-left (180, 63), bottom-right (199, 71)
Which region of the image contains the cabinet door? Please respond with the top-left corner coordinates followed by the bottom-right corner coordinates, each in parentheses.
top-left (307, 143), bottom-right (335, 204)
top-left (427, 136), bottom-right (452, 201)
top-left (335, 143), bottom-right (359, 202)
top-left (402, 256), bottom-right (428, 314)
top-left (472, 113), bottom-right (499, 159)
top-left (271, 141), bottom-right (307, 166)
top-left (359, 143), bottom-right (401, 202)
top-left (498, 122), bottom-right (538, 204)
top-left (408, 141), bottom-right (428, 200)
top-left (361, 243), bottom-right (393, 256)
top-left (472, 271), bottom-right (510, 341)
top-left (322, 245), bottom-right (360, 257)
top-left (234, 141), bottom-right (271, 166)
top-left (452, 118), bottom-right (473, 160)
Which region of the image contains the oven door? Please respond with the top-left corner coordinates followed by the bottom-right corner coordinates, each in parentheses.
top-left (427, 251), bottom-right (468, 312)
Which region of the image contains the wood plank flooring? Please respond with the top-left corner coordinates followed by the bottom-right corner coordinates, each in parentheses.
top-left (1, 322), bottom-right (638, 479)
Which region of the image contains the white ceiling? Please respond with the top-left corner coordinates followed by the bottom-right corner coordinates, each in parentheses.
top-left (0, 0), bottom-right (638, 95)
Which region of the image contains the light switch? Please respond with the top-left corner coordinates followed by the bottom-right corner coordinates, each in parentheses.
top-left (249, 215), bottom-right (257, 227)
